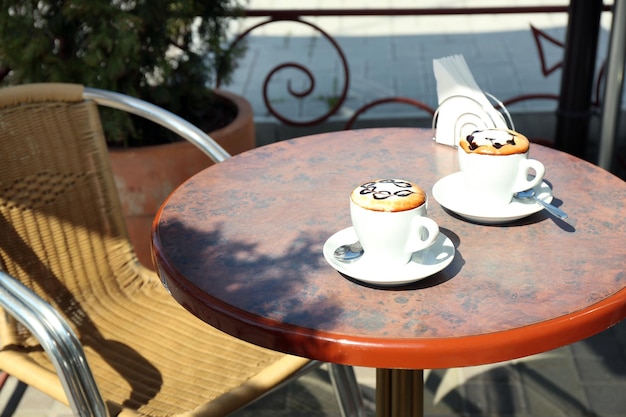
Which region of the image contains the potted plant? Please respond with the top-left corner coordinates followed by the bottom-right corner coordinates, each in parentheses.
top-left (0, 0), bottom-right (255, 267)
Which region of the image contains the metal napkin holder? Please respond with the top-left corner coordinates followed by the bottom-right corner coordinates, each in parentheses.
top-left (432, 92), bottom-right (515, 148)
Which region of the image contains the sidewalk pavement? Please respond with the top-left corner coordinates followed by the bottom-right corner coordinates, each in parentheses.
top-left (4, 2), bottom-right (626, 417)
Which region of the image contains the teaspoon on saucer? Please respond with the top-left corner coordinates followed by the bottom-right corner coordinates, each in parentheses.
top-left (333, 241), bottom-right (364, 263)
top-left (514, 189), bottom-right (568, 220)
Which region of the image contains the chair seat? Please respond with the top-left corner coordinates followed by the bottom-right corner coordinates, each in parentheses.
top-left (0, 266), bottom-right (308, 417)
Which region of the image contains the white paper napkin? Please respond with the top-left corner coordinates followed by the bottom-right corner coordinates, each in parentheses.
top-left (432, 55), bottom-right (510, 146)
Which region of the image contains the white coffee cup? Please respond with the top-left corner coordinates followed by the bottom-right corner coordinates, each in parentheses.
top-left (350, 179), bottom-right (439, 267)
top-left (458, 129), bottom-right (545, 206)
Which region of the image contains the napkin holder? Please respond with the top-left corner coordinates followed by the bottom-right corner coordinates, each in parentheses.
top-left (432, 92), bottom-right (515, 147)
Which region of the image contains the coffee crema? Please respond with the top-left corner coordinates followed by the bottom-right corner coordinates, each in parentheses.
top-left (459, 128), bottom-right (529, 155)
top-left (350, 179), bottom-right (426, 212)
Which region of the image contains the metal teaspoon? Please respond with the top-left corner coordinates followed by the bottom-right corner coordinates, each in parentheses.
top-left (333, 241), bottom-right (364, 263)
top-left (514, 189), bottom-right (568, 220)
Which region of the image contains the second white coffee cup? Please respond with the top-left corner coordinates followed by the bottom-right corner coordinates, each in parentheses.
top-left (458, 129), bottom-right (545, 206)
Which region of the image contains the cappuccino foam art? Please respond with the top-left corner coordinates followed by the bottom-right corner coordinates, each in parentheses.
top-left (350, 179), bottom-right (426, 212)
top-left (459, 128), bottom-right (530, 156)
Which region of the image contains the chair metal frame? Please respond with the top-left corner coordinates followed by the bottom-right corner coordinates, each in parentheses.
top-left (0, 271), bottom-right (107, 417)
top-left (0, 84), bottom-right (365, 417)
top-left (82, 88), bottom-right (230, 164)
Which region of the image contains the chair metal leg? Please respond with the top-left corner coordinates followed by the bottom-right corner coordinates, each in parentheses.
top-left (0, 272), bottom-right (108, 417)
top-left (0, 377), bottom-right (27, 417)
top-left (328, 364), bottom-right (366, 417)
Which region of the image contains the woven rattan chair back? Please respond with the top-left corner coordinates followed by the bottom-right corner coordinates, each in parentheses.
top-left (0, 84), bottom-right (322, 417)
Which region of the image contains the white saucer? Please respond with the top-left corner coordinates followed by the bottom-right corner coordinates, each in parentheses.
top-left (323, 227), bottom-right (455, 286)
top-left (432, 172), bottom-right (554, 224)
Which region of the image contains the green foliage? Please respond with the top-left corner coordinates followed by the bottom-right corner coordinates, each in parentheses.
top-left (0, 0), bottom-right (246, 146)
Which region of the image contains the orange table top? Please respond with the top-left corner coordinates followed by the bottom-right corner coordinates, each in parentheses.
top-left (152, 128), bottom-right (626, 369)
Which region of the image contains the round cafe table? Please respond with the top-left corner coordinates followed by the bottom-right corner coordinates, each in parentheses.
top-left (152, 128), bottom-right (626, 417)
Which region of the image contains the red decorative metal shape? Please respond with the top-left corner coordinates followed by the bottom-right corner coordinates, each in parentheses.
top-left (530, 24), bottom-right (565, 77)
top-left (501, 93), bottom-right (560, 107)
top-left (344, 97), bottom-right (435, 130)
top-left (221, 17), bottom-right (350, 127)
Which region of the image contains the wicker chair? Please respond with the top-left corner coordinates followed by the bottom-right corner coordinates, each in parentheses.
top-left (0, 83), bottom-right (363, 417)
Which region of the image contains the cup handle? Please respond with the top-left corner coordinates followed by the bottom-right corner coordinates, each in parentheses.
top-left (405, 216), bottom-right (440, 253)
top-left (513, 158), bottom-right (545, 192)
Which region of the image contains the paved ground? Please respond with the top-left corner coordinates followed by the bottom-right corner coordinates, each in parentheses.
top-left (4, 2), bottom-right (626, 417)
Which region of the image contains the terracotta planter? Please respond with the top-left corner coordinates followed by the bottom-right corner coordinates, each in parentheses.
top-left (108, 89), bottom-right (255, 268)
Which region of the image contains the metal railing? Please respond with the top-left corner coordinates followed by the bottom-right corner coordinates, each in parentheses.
top-left (220, 4), bottom-right (612, 131)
